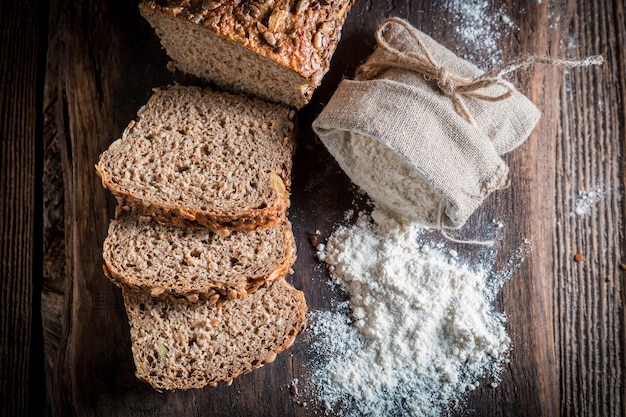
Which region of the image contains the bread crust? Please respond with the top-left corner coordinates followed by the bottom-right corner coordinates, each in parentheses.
top-left (139, 0), bottom-right (355, 107)
top-left (102, 216), bottom-right (297, 303)
top-left (140, 0), bottom-right (353, 79)
top-left (96, 163), bottom-right (291, 234)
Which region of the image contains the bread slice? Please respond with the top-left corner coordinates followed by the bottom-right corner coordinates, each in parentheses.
top-left (123, 279), bottom-right (308, 390)
top-left (95, 85), bottom-right (295, 233)
top-left (102, 213), bottom-right (296, 303)
top-left (139, 0), bottom-right (354, 109)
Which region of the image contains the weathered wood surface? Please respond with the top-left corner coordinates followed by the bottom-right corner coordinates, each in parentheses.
top-left (552, 2), bottom-right (625, 416)
top-left (0, 0), bottom-right (624, 416)
top-left (0, 0), bottom-right (45, 416)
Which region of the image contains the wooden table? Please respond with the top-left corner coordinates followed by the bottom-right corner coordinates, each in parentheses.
top-left (1, 0), bottom-right (624, 416)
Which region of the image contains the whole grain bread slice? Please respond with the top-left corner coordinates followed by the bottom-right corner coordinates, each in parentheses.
top-left (102, 213), bottom-right (296, 303)
top-left (123, 279), bottom-right (308, 390)
top-left (139, 0), bottom-right (354, 109)
top-left (95, 85), bottom-right (295, 233)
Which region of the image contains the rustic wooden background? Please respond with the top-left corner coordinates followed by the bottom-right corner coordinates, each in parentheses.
top-left (1, 0), bottom-right (624, 416)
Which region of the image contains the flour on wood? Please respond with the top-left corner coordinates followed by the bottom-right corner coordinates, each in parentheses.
top-left (443, 0), bottom-right (515, 68)
top-left (309, 209), bottom-right (512, 416)
top-left (571, 188), bottom-right (606, 217)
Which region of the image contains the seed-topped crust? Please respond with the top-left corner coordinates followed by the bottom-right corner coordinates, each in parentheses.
top-left (141, 0), bottom-right (353, 79)
top-left (139, 0), bottom-right (355, 108)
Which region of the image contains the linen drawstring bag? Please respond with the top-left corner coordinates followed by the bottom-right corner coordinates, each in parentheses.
top-left (312, 17), bottom-right (602, 234)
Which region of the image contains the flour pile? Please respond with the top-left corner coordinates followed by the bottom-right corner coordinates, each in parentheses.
top-left (309, 209), bottom-right (511, 416)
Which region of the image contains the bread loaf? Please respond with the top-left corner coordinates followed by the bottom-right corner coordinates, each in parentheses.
top-left (95, 85), bottom-right (295, 233)
top-left (102, 213), bottom-right (296, 303)
top-left (139, 0), bottom-right (354, 108)
top-left (123, 279), bottom-right (308, 390)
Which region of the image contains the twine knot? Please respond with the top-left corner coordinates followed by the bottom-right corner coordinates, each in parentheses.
top-left (435, 66), bottom-right (456, 97)
top-left (357, 17), bottom-right (604, 127)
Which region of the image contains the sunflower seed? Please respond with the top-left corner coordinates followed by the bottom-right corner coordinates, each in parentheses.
top-left (268, 8), bottom-right (289, 32)
top-left (296, 0), bottom-right (309, 14)
top-left (202, 0), bottom-right (222, 10)
top-left (319, 21), bottom-right (334, 34)
top-left (262, 30), bottom-right (277, 46)
top-left (313, 31), bottom-right (323, 49)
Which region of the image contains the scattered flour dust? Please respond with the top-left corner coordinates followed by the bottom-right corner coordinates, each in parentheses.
top-left (443, 0), bottom-right (516, 68)
top-left (308, 209), bottom-right (513, 417)
top-left (571, 188), bottom-right (605, 217)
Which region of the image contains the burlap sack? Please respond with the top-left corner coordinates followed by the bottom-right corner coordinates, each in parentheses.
top-left (312, 18), bottom-right (541, 229)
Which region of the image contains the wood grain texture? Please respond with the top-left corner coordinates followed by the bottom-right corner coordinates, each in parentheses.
top-left (492, 2), bottom-right (567, 416)
top-left (42, 0), bottom-right (67, 414)
top-left (0, 0), bottom-right (44, 416)
top-left (553, 1), bottom-right (625, 416)
top-left (33, 0), bottom-right (625, 417)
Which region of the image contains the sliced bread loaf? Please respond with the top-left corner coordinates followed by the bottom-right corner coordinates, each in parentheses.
top-left (102, 213), bottom-right (296, 303)
top-left (95, 85), bottom-right (295, 233)
top-left (139, 0), bottom-right (354, 108)
top-left (123, 279), bottom-right (308, 390)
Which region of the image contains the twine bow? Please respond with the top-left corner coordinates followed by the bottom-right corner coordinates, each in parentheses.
top-left (358, 17), bottom-right (604, 127)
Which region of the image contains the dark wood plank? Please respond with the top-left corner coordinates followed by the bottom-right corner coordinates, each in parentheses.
top-left (0, 0), bottom-right (44, 416)
top-left (42, 0), bottom-right (67, 414)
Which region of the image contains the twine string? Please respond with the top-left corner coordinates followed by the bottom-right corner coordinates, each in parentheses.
top-left (437, 200), bottom-right (495, 247)
top-left (358, 17), bottom-right (604, 127)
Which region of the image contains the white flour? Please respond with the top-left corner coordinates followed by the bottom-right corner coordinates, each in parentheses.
top-left (571, 188), bottom-right (605, 217)
top-left (334, 132), bottom-right (442, 227)
top-left (309, 209), bottom-right (511, 416)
